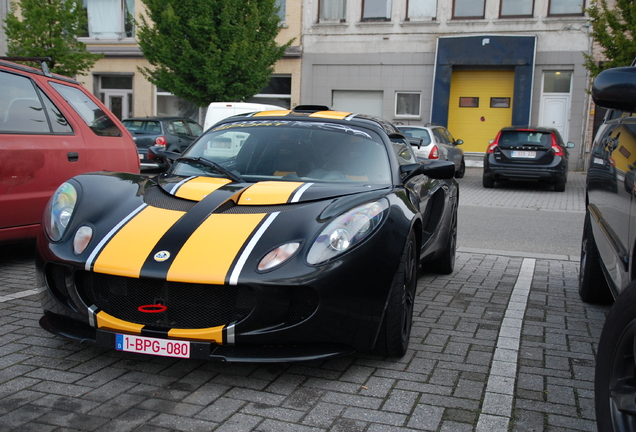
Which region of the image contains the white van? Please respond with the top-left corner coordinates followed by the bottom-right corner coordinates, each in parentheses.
top-left (203, 102), bottom-right (286, 130)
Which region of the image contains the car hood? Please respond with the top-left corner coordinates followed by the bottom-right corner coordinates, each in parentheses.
top-left (71, 173), bottom-right (391, 285)
top-left (156, 175), bottom-right (389, 205)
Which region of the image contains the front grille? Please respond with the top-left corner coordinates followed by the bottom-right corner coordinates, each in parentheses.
top-left (76, 271), bottom-right (255, 329)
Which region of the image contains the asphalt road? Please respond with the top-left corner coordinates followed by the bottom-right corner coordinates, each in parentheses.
top-left (456, 167), bottom-right (586, 259)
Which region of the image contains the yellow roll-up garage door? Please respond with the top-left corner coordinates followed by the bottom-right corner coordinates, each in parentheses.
top-left (448, 70), bottom-right (515, 153)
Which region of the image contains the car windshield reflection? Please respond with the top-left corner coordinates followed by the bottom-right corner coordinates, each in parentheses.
top-left (173, 120), bottom-right (392, 184)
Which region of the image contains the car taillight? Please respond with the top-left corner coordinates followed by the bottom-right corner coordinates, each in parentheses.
top-left (155, 136), bottom-right (166, 146)
top-left (486, 143), bottom-right (498, 153)
top-left (551, 144), bottom-right (564, 156)
top-left (429, 145), bottom-right (439, 159)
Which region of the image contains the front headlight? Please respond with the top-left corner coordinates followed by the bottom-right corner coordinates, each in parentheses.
top-left (307, 199), bottom-right (389, 265)
top-left (44, 182), bottom-right (78, 241)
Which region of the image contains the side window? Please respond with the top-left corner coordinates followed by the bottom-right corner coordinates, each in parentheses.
top-left (188, 121), bottom-right (203, 137)
top-left (432, 128), bottom-right (447, 144)
top-left (50, 82), bottom-right (122, 137)
top-left (172, 120), bottom-right (189, 136)
top-left (41, 91), bottom-right (73, 133)
top-left (0, 71), bottom-right (47, 134)
top-left (391, 137), bottom-right (417, 165)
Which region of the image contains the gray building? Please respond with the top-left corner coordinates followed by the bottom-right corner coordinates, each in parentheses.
top-left (301, 0), bottom-right (592, 169)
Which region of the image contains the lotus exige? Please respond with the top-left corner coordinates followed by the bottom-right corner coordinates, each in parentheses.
top-left (36, 106), bottom-right (459, 362)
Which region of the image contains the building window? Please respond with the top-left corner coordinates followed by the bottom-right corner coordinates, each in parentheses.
top-left (459, 97), bottom-right (479, 107)
top-left (248, 76), bottom-right (292, 109)
top-left (548, 0), bottom-right (584, 16)
top-left (490, 97), bottom-right (511, 108)
top-left (453, 0), bottom-right (485, 18)
top-left (319, 0), bottom-right (346, 22)
top-left (543, 71), bottom-right (572, 93)
top-left (362, 0), bottom-right (392, 21)
top-left (395, 92), bottom-right (421, 118)
top-left (500, 0), bottom-right (534, 17)
top-left (81, 0), bottom-right (134, 39)
top-left (276, 0), bottom-right (286, 23)
top-left (407, 0), bottom-right (437, 20)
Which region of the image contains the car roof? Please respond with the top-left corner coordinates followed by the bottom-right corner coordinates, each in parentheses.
top-left (500, 126), bottom-right (559, 133)
top-left (224, 105), bottom-right (403, 136)
top-left (124, 117), bottom-right (196, 122)
top-left (0, 58), bottom-right (78, 84)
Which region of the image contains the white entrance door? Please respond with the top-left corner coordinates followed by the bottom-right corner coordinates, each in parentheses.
top-left (539, 95), bottom-right (570, 141)
top-left (102, 90), bottom-right (131, 120)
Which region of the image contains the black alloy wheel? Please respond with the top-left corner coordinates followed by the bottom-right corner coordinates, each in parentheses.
top-left (595, 282), bottom-right (636, 432)
top-left (374, 230), bottom-right (418, 357)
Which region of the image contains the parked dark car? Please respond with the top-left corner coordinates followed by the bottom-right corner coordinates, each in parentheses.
top-left (578, 64), bottom-right (636, 432)
top-left (482, 126), bottom-right (575, 191)
top-left (398, 124), bottom-right (466, 178)
top-left (36, 105), bottom-right (459, 362)
top-left (0, 58), bottom-right (140, 244)
top-left (122, 117), bottom-right (203, 169)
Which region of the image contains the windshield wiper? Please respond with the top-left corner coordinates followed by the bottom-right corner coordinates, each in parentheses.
top-left (176, 156), bottom-right (245, 183)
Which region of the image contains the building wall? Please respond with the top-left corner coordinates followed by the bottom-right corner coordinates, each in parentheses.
top-left (80, 0), bottom-right (302, 121)
top-left (301, 0), bottom-right (593, 169)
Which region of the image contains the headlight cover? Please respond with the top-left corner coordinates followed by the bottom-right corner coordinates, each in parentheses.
top-left (307, 199), bottom-right (389, 265)
top-left (44, 182), bottom-right (78, 241)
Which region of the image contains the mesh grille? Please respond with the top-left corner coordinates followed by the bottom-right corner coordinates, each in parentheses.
top-left (143, 185), bottom-right (197, 212)
top-left (76, 271), bottom-right (255, 329)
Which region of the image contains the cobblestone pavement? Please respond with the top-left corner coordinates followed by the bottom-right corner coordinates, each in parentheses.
top-left (0, 169), bottom-right (609, 432)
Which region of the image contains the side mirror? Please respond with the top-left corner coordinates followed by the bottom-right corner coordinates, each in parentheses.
top-left (592, 66), bottom-right (636, 112)
top-left (400, 160), bottom-right (455, 183)
top-left (455, 139), bottom-right (464, 145)
top-left (566, 142), bottom-right (575, 149)
top-left (407, 137), bottom-right (423, 149)
top-left (148, 146), bottom-right (180, 168)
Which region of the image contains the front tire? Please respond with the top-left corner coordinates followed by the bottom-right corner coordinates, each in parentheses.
top-left (595, 281), bottom-right (636, 432)
top-left (579, 212), bottom-right (613, 304)
top-left (455, 159), bottom-right (466, 179)
top-left (374, 231), bottom-right (418, 357)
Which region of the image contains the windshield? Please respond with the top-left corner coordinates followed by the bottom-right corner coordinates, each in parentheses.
top-left (172, 120), bottom-right (392, 184)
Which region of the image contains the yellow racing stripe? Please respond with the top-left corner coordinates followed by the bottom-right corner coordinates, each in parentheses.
top-left (309, 110), bottom-right (352, 120)
top-left (238, 181), bottom-right (304, 205)
top-left (252, 110), bottom-right (292, 117)
top-left (96, 311), bottom-right (144, 334)
top-left (93, 206), bottom-right (185, 278)
top-left (168, 326), bottom-right (224, 343)
top-left (167, 213), bottom-right (266, 284)
top-left (173, 177), bottom-right (231, 201)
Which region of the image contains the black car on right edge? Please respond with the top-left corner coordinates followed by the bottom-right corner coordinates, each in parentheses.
top-left (483, 126), bottom-right (575, 191)
top-left (579, 64), bottom-right (636, 432)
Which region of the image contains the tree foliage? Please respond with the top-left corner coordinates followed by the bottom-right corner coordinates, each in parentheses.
top-left (583, 0), bottom-right (636, 77)
top-left (137, 0), bottom-right (291, 107)
top-left (3, 0), bottom-right (102, 77)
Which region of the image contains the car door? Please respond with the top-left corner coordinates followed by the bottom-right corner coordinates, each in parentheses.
top-left (0, 69), bottom-right (85, 238)
top-left (391, 137), bottom-right (432, 243)
top-left (587, 113), bottom-right (636, 290)
top-left (169, 119), bottom-right (197, 152)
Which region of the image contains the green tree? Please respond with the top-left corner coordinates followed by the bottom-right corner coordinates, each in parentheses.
top-left (583, 0), bottom-right (636, 77)
top-left (3, 0), bottom-right (102, 77)
top-left (137, 0), bottom-right (291, 107)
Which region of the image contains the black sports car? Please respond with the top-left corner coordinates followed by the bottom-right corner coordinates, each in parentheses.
top-left (36, 106), bottom-right (459, 363)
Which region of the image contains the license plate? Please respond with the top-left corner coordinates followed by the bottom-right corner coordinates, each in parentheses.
top-left (511, 151), bottom-right (536, 158)
top-left (138, 154), bottom-right (144, 160)
top-left (116, 334), bottom-right (190, 358)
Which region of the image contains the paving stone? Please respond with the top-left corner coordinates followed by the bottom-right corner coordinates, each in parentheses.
top-left (0, 169), bottom-right (608, 431)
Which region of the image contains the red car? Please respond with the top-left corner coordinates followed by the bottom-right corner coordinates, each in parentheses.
top-left (0, 59), bottom-right (140, 243)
